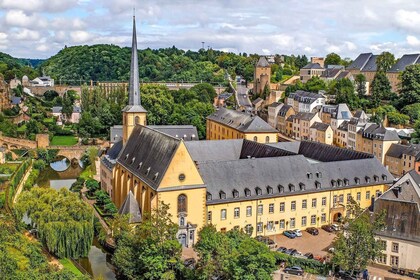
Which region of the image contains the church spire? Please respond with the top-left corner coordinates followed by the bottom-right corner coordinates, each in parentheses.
top-left (129, 15), bottom-right (140, 106)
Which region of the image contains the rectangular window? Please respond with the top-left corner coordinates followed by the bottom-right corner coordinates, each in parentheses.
top-left (246, 206), bottom-right (252, 217)
top-left (290, 218), bottom-right (296, 228)
top-left (208, 211), bottom-right (212, 222)
top-left (302, 199), bottom-right (307, 209)
top-left (333, 195), bottom-right (337, 204)
top-left (321, 213), bottom-right (326, 223)
top-left (377, 254), bottom-right (387, 264)
top-left (279, 202), bottom-right (285, 212)
top-left (301, 216), bottom-right (307, 226)
top-left (376, 190), bottom-right (381, 197)
top-left (366, 191), bottom-right (371, 200)
top-left (347, 193), bottom-right (352, 202)
top-left (322, 197), bottom-right (327, 206)
top-left (234, 207), bottom-right (240, 219)
top-left (279, 219), bottom-right (285, 229)
top-left (339, 194), bottom-right (344, 203)
top-left (380, 240), bottom-right (387, 250)
top-left (257, 222), bottom-right (263, 233)
top-left (312, 198), bottom-right (317, 208)
top-left (269, 203), bottom-right (274, 214)
top-left (291, 201), bottom-right (296, 211)
top-left (257, 205), bottom-right (263, 215)
top-left (392, 242), bottom-right (399, 253)
top-left (357, 192), bottom-right (361, 201)
top-left (267, 221), bottom-right (274, 231)
top-left (311, 215), bottom-right (316, 225)
top-left (221, 209), bottom-right (226, 220)
top-left (390, 256), bottom-right (399, 267)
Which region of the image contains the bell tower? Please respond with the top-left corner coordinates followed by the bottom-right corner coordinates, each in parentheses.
top-left (122, 15), bottom-right (147, 144)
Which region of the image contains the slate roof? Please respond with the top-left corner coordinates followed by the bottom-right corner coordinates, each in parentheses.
top-left (338, 120), bottom-right (349, 131)
top-left (118, 191), bottom-right (142, 223)
top-left (278, 105), bottom-right (293, 117)
top-left (335, 71), bottom-right (352, 80)
top-left (388, 54), bottom-right (420, 72)
top-left (101, 140), bottom-right (123, 170)
top-left (294, 112), bottom-right (317, 121)
top-left (148, 125), bottom-right (198, 141)
top-left (256, 56), bottom-right (270, 67)
top-left (359, 123), bottom-right (401, 141)
top-left (386, 143), bottom-right (420, 160)
top-left (252, 97), bottom-right (264, 106)
top-left (185, 140), bottom-right (243, 162)
top-left (52, 106), bottom-right (62, 113)
top-left (310, 122), bottom-right (330, 131)
top-left (203, 155), bottom-right (392, 205)
top-left (321, 68), bottom-right (341, 78)
top-left (117, 125), bottom-right (182, 190)
top-left (207, 107), bottom-right (277, 133)
top-left (122, 104), bottom-right (147, 113)
top-left (288, 90), bottom-right (324, 104)
top-left (269, 102), bottom-right (282, 108)
top-left (347, 53), bottom-right (377, 71)
top-left (302, 63), bottom-right (324, 69)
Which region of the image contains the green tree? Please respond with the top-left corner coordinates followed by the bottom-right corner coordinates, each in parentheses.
top-left (376, 51), bottom-right (395, 73)
top-left (112, 203), bottom-right (183, 280)
top-left (387, 111), bottom-right (409, 126)
top-left (324, 53), bottom-right (342, 66)
top-left (14, 187), bottom-right (94, 259)
top-left (332, 198), bottom-right (386, 275)
top-left (398, 64), bottom-right (420, 108)
top-left (402, 103), bottom-right (420, 123)
top-left (371, 72), bottom-right (392, 107)
top-left (304, 76), bottom-right (327, 92)
top-left (330, 78), bottom-right (359, 110)
top-left (355, 74), bottom-right (367, 97)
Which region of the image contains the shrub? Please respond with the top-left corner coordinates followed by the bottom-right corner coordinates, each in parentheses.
top-left (33, 159), bottom-right (46, 170)
top-left (85, 179), bottom-right (100, 195)
top-left (274, 252), bottom-right (330, 275)
top-left (95, 190), bottom-right (110, 206)
top-left (104, 202), bottom-right (118, 214)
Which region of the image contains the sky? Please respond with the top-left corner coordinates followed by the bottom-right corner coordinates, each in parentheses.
top-left (0, 0), bottom-right (419, 59)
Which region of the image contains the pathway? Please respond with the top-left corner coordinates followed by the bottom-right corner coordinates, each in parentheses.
top-left (12, 164), bottom-right (32, 204)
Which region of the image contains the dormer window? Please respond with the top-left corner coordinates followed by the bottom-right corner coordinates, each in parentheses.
top-left (219, 191), bottom-right (226, 200)
top-left (245, 188), bottom-right (251, 197)
top-left (233, 189), bottom-right (239, 198)
top-left (365, 176), bottom-right (371, 183)
top-left (374, 175), bottom-right (379, 182)
top-left (267, 186), bottom-right (273, 194)
top-left (307, 173), bottom-right (313, 179)
top-left (206, 192), bottom-right (212, 201)
top-left (278, 185), bottom-right (284, 193)
top-left (331, 180), bottom-right (336, 187)
top-left (355, 177), bottom-right (360, 184)
top-left (337, 179), bottom-right (343, 187)
top-left (125, 153), bottom-right (129, 160)
top-left (131, 157), bottom-right (136, 164)
top-left (145, 167), bottom-right (150, 175)
top-left (153, 172), bottom-right (159, 181)
top-left (315, 181), bottom-right (321, 189)
top-left (255, 187), bottom-right (262, 196)
top-left (289, 184), bottom-right (295, 192)
top-left (316, 172), bottom-right (322, 178)
top-left (382, 174), bottom-right (387, 181)
top-left (299, 183), bottom-right (305, 191)
top-left (344, 178), bottom-right (349, 186)
top-left (137, 162), bottom-right (143, 169)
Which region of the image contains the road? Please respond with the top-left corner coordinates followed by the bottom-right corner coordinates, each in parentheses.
top-left (236, 83), bottom-right (252, 110)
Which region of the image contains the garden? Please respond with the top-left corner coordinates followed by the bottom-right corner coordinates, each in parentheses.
top-left (50, 135), bottom-right (78, 146)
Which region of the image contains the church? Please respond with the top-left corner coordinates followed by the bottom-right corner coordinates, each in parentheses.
top-left (101, 17), bottom-right (394, 248)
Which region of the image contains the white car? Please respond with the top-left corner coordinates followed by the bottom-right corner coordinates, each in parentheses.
top-left (331, 224), bottom-right (340, 231)
top-left (293, 229), bottom-right (302, 237)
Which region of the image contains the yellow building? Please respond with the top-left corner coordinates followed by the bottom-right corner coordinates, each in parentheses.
top-left (384, 143), bottom-right (420, 177)
top-left (206, 107), bottom-right (278, 143)
top-left (277, 105), bottom-right (295, 136)
top-left (288, 112), bottom-right (321, 140)
top-left (309, 122), bottom-right (333, 145)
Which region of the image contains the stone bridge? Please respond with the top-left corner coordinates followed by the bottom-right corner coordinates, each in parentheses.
top-left (28, 85), bottom-right (82, 97)
top-left (50, 145), bottom-right (98, 160)
top-left (0, 133), bottom-right (38, 149)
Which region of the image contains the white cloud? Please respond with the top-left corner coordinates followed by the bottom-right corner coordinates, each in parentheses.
top-left (36, 44), bottom-right (49, 51)
top-left (0, 0), bottom-right (78, 12)
top-left (395, 10), bottom-right (420, 32)
top-left (406, 35), bottom-right (420, 47)
top-left (326, 45), bottom-right (341, 53)
top-left (4, 10), bottom-right (47, 28)
top-left (70, 30), bottom-right (93, 43)
top-left (12, 28), bottom-right (41, 40)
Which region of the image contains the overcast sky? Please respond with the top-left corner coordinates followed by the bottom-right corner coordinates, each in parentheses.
top-left (0, 0), bottom-right (419, 59)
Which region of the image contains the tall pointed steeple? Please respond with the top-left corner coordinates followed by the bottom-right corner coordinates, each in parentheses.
top-left (122, 13), bottom-right (147, 144)
top-left (123, 14), bottom-right (146, 113)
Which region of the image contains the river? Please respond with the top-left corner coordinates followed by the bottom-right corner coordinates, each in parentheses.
top-left (35, 157), bottom-right (118, 280)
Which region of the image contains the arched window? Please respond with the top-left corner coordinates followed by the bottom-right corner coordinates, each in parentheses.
top-left (265, 136), bottom-right (270, 143)
top-left (253, 136), bottom-right (258, 142)
top-left (178, 194), bottom-right (187, 213)
top-left (135, 116), bottom-right (140, 125)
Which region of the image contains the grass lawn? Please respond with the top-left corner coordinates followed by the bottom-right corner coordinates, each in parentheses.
top-left (80, 165), bottom-right (94, 180)
top-left (16, 125), bottom-right (27, 132)
top-left (43, 118), bottom-right (55, 124)
top-left (59, 258), bottom-right (83, 276)
top-left (51, 136), bottom-right (78, 146)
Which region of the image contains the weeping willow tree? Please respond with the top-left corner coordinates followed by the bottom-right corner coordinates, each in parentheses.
top-left (14, 187), bottom-right (94, 259)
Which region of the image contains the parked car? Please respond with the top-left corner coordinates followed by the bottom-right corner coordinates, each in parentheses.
top-left (335, 270), bottom-right (357, 280)
top-left (183, 258), bottom-right (196, 269)
top-left (293, 229), bottom-right (302, 237)
top-left (304, 253), bottom-right (314, 259)
top-left (284, 266), bottom-right (304, 276)
top-left (284, 248), bottom-right (297, 255)
top-left (332, 223), bottom-right (340, 231)
top-left (283, 230), bottom-right (297, 239)
top-left (291, 250), bottom-right (303, 257)
top-left (306, 227), bottom-right (319, 235)
top-left (277, 246), bottom-right (287, 253)
top-left (255, 235), bottom-right (277, 249)
top-left (322, 225), bottom-right (334, 232)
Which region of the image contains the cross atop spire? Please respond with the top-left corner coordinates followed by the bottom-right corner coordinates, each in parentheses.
top-left (123, 13), bottom-right (146, 113)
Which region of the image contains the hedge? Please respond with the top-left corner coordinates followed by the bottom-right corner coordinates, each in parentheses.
top-left (274, 252), bottom-right (331, 276)
top-left (6, 159), bottom-right (31, 207)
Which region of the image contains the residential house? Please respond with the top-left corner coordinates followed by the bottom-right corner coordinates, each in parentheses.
top-left (0, 76), bottom-right (11, 111)
top-left (356, 123), bottom-right (400, 164)
top-left (310, 122), bottom-right (333, 145)
top-left (387, 54), bottom-right (420, 92)
top-left (277, 105), bottom-right (295, 135)
top-left (267, 102), bottom-right (283, 129)
top-left (206, 107), bottom-right (278, 143)
top-left (300, 63), bottom-right (325, 83)
top-left (319, 105), bottom-right (338, 125)
top-left (330, 104), bottom-right (352, 145)
top-left (9, 77), bottom-right (21, 89)
top-left (336, 120), bottom-right (349, 148)
top-left (287, 90), bottom-right (325, 113)
top-left (373, 170), bottom-right (420, 271)
top-left (348, 110), bottom-right (369, 150)
top-left (31, 76), bottom-right (54, 87)
top-left (290, 112), bottom-right (321, 140)
top-left (252, 97), bottom-right (264, 113)
top-left (52, 106), bottom-right (81, 124)
top-left (385, 144), bottom-right (420, 177)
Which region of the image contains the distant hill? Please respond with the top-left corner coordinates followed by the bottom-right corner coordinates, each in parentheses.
top-left (18, 58), bottom-right (45, 68)
top-left (0, 52), bottom-right (39, 81)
